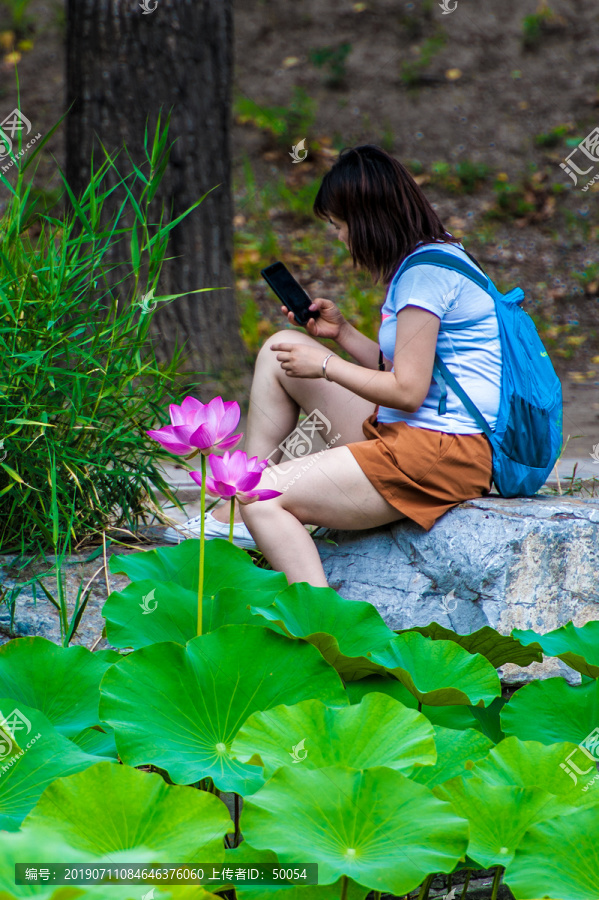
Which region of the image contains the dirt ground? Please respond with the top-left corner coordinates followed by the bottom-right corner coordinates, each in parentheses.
top-left (0, 0), bottom-right (598, 458)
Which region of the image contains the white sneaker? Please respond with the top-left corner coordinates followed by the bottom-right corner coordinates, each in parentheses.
top-left (162, 511), bottom-right (257, 550)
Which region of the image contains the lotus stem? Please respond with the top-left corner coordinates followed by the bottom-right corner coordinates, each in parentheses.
top-left (234, 792), bottom-right (241, 847)
top-left (198, 452), bottom-right (206, 636)
top-left (339, 875), bottom-right (348, 900)
top-left (417, 874), bottom-right (434, 900)
top-left (460, 871), bottom-right (471, 898)
top-left (491, 866), bottom-right (502, 900)
top-left (229, 496), bottom-right (235, 543)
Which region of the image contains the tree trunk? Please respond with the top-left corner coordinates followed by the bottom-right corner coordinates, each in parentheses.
top-left (66, 0), bottom-right (247, 388)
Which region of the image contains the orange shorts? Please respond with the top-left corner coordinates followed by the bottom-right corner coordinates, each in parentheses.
top-left (346, 411), bottom-right (493, 531)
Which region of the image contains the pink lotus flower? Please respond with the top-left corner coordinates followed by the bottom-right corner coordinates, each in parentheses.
top-left (190, 450), bottom-right (282, 502)
top-left (147, 396), bottom-right (242, 456)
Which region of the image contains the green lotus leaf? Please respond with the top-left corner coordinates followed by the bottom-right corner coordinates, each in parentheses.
top-left (514, 620), bottom-right (599, 679)
top-left (434, 776), bottom-right (577, 869)
top-left (131, 892), bottom-right (217, 900)
top-left (232, 693), bottom-right (436, 779)
top-left (162, 891), bottom-right (227, 900)
top-left (99, 625), bottom-right (347, 794)
top-left (250, 583), bottom-right (395, 680)
top-left (466, 696), bottom-right (505, 743)
top-left (369, 632), bottom-right (501, 707)
top-left (0, 828), bottom-right (83, 899)
top-left (219, 845), bottom-right (368, 899)
top-left (501, 677), bottom-right (599, 747)
top-left (103, 579), bottom-right (277, 650)
top-left (109, 537), bottom-right (287, 595)
top-left (505, 805), bottom-right (599, 900)
top-left (399, 622), bottom-right (542, 668)
top-left (23, 760), bottom-right (230, 865)
top-left (409, 725), bottom-right (493, 788)
top-left (469, 735), bottom-right (598, 801)
top-left (0, 890), bottom-right (81, 900)
top-left (70, 725), bottom-right (118, 759)
top-left (0, 701), bottom-right (104, 830)
top-left (0, 638), bottom-right (120, 737)
top-left (345, 676), bottom-right (489, 733)
top-left (242, 765), bottom-right (468, 895)
top-left (0, 831), bottom-right (211, 900)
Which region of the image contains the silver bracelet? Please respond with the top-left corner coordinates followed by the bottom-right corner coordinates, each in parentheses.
top-left (322, 353), bottom-right (334, 381)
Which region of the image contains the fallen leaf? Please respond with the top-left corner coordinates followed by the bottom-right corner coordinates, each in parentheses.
top-left (0, 31), bottom-right (14, 51)
top-left (445, 68), bottom-right (462, 81)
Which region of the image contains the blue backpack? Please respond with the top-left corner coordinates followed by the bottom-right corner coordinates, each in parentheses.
top-left (396, 248), bottom-right (563, 498)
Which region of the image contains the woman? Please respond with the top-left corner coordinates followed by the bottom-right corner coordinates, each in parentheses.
top-left (171, 145), bottom-right (501, 587)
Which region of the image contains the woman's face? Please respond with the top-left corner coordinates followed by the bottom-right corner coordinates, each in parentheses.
top-left (327, 214), bottom-right (349, 249)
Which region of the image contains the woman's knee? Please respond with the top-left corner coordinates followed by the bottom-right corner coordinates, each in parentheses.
top-left (259, 329), bottom-right (319, 357)
top-left (239, 497), bottom-right (282, 526)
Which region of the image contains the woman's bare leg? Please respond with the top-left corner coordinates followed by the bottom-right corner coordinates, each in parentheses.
top-left (240, 445), bottom-right (404, 586)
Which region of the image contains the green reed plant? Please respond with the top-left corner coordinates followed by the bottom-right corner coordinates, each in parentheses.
top-left (0, 113), bottom-right (217, 554)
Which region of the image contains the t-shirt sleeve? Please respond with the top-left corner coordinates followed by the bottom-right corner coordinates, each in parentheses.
top-left (387, 264), bottom-right (461, 319)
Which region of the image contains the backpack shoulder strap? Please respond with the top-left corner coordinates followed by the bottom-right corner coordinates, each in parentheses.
top-left (398, 248), bottom-right (491, 293)
top-left (433, 354), bottom-right (494, 441)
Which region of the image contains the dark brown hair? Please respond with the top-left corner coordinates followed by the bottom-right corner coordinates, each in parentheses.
top-left (313, 144), bottom-right (460, 284)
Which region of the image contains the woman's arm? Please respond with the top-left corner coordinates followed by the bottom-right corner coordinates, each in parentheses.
top-left (326, 306), bottom-right (440, 410)
top-left (335, 319), bottom-right (388, 370)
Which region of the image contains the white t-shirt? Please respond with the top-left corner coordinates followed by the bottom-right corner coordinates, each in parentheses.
top-left (377, 241), bottom-right (502, 434)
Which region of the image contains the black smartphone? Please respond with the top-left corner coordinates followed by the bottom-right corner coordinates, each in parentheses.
top-left (260, 261), bottom-right (320, 327)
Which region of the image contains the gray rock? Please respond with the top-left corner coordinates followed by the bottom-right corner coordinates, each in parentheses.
top-left (316, 495), bottom-right (599, 684)
top-left (0, 551), bottom-right (139, 650)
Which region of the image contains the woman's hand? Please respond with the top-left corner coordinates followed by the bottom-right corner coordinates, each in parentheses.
top-left (270, 342), bottom-right (332, 379)
top-left (280, 296), bottom-right (346, 341)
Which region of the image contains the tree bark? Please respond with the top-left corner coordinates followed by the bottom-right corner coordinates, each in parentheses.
top-left (66, 0), bottom-right (247, 385)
